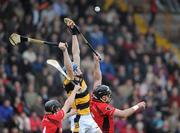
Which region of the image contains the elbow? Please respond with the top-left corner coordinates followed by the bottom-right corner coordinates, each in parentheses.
top-left (122, 114), bottom-right (129, 118)
top-left (118, 111), bottom-right (129, 118)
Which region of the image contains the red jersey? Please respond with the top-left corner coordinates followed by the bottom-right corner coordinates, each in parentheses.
top-left (90, 98), bottom-right (115, 133)
top-left (41, 110), bottom-right (64, 133)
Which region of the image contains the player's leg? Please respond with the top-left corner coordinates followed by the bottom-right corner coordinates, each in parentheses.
top-left (87, 118), bottom-right (102, 133)
top-left (70, 114), bottom-right (82, 133)
top-left (79, 114), bottom-right (102, 133)
top-left (87, 125), bottom-right (102, 133)
top-left (69, 114), bottom-right (76, 132)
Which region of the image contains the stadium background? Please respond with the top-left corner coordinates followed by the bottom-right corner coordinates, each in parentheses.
top-left (0, 0), bottom-right (180, 133)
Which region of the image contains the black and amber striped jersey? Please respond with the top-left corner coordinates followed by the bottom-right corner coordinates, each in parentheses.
top-left (63, 78), bottom-right (90, 115)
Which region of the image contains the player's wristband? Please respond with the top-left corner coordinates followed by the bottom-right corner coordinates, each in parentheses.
top-left (68, 26), bottom-right (80, 35)
top-left (132, 105), bottom-right (139, 111)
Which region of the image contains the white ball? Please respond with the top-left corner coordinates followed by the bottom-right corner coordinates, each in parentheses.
top-left (94, 6), bottom-right (100, 12)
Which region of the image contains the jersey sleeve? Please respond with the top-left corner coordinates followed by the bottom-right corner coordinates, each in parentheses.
top-left (47, 110), bottom-right (65, 122)
top-left (100, 103), bottom-right (115, 116)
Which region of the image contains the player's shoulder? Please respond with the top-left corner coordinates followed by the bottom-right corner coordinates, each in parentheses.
top-left (57, 109), bottom-right (65, 116)
top-left (95, 102), bottom-right (115, 115)
top-left (92, 100), bottom-right (109, 108)
top-left (42, 115), bottom-right (49, 124)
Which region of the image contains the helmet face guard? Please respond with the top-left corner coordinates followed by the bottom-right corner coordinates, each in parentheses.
top-left (93, 85), bottom-right (112, 103)
top-left (63, 63), bottom-right (83, 83)
top-left (63, 63), bottom-right (78, 73)
top-left (45, 100), bottom-right (61, 114)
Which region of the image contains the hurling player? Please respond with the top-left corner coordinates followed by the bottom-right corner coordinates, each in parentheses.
top-left (42, 84), bottom-right (80, 133)
top-left (90, 55), bottom-right (146, 133)
top-left (58, 19), bottom-right (102, 133)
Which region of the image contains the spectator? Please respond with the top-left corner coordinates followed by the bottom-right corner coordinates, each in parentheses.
top-left (5, 114), bottom-right (20, 131)
top-left (169, 87), bottom-right (180, 107)
top-left (22, 46), bottom-right (37, 64)
top-left (121, 123), bottom-right (136, 133)
top-left (19, 112), bottom-right (31, 132)
top-left (24, 84), bottom-right (39, 109)
top-left (13, 96), bottom-right (24, 114)
top-left (139, 79), bottom-right (149, 97)
top-left (157, 90), bottom-right (169, 115)
top-left (100, 54), bottom-right (116, 80)
top-left (153, 56), bottom-right (167, 76)
top-left (30, 112), bottom-right (41, 133)
top-left (146, 65), bottom-right (155, 86)
top-left (149, 0), bottom-right (158, 26)
top-left (89, 25), bottom-right (108, 47)
top-left (117, 65), bottom-right (127, 84)
top-left (32, 55), bottom-right (45, 73)
top-left (41, 4), bottom-right (57, 24)
top-left (132, 66), bottom-right (143, 83)
top-left (141, 54), bottom-right (150, 77)
top-left (13, 81), bottom-right (23, 98)
top-left (11, 127), bottom-right (19, 133)
top-left (175, 121), bottom-right (180, 133)
top-left (40, 86), bottom-right (49, 103)
top-left (0, 99), bottom-right (14, 124)
top-left (31, 96), bottom-right (44, 117)
top-left (0, 84), bottom-right (9, 104)
top-left (117, 79), bottom-right (134, 102)
top-left (10, 64), bottom-right (21, 83)
top-left (2, 128), bottom-right (8, 133)
top-left (144, 99), bottom-right (156, 132)
top-left (153, 112), bottom-right (164, 132)
top-left (52, 0), bottom-right (69, 17)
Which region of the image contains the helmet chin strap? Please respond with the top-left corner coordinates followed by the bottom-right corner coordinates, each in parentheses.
top-left (100, 97), bottom-right (109, 103)
top-left (74, 74), bottom-right (83, 84)
top-left (100, 98), bottom-right (106, 103)
top-left (100, 96), bottom-right (111, 103)
top-left (51, 105), bottom-right (57, 114)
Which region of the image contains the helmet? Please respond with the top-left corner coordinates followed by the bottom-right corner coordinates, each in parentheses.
top-left (63, 63), bottom-right (78, 73)
top-left (63, 63), bottom-right (83, 83)
top-left (45, 100), bottom-right (61, 113)
top-left (93, 85), bottom-right (112, 103)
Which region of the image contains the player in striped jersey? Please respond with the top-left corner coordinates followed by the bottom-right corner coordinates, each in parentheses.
top-left (58, 19), bottom-right (101, 133)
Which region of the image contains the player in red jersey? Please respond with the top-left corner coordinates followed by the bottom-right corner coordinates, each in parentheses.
top-left (90, 55), bottom-right (146, 133)
top-left (42, 69), bottom-right (80, 133)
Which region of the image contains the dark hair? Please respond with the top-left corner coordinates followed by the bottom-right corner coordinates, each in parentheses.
top-left (44, 100), bottom-right (61, 113)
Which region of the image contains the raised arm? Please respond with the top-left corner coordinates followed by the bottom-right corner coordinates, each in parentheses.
top-left (65, 18), bottom-right (81, 67)
top-left (93, 54), bottom-right (102, 90)
top-left (62, 85), bottom-right (80, 113)
top-left (114, 101), bottom-right (146, 118)
top-left (72, 35), bottom-right (80, 67)
top-left (58, 42), bottom-right (74, 79)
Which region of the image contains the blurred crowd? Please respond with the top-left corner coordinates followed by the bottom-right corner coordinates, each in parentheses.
top-left (0, 0), bottom-right (180, 133)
